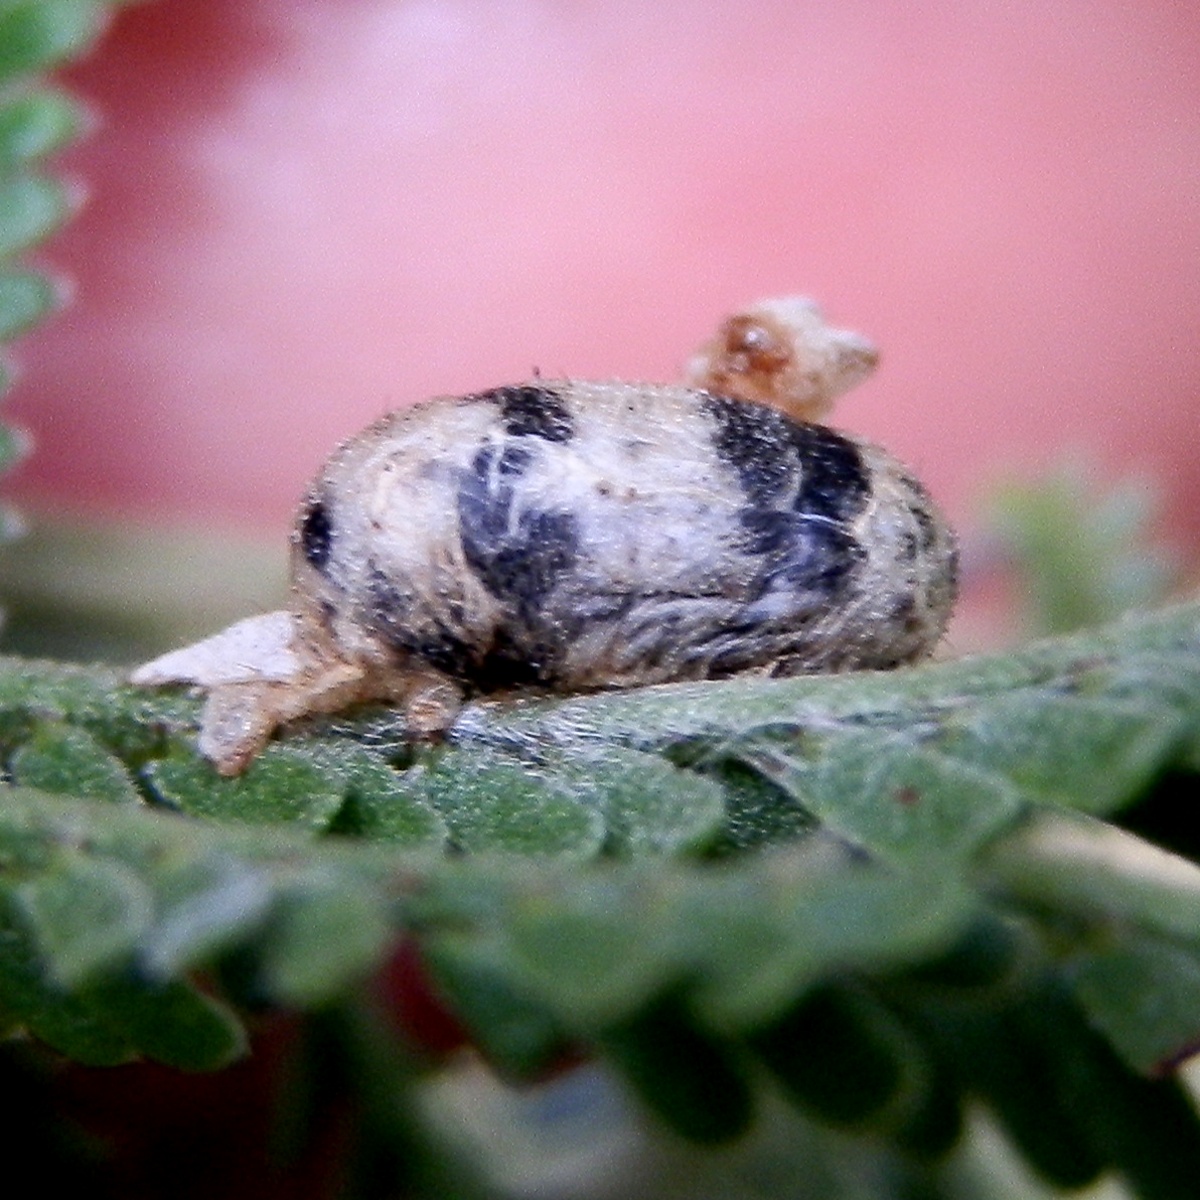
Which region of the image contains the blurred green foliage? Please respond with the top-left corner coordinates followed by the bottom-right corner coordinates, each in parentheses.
top-left (986, 461), bottom-right (1176, 637)
top-left (0, 0), bottom-right (113, 546)
top-left (2, 595), bottom-right (1200, 1198)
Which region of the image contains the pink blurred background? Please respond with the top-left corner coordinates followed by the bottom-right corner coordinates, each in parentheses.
top-left (7, 0), bottom-right (1200, 547)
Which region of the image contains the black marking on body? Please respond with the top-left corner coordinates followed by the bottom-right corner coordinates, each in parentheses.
top-left (706, 643), bottom-right (775, 679)
top-left (404, 630), bottom-right (475, 680)
top-left (736, 501), bottom-right (866, 601)
top-left (701, 394), bottom-right (799, 505)
top-left (477, 385), bottom-right (575, 442)
top-left (787, 423), bottom-right (871, 524)
top-left (889, 593), bottom-right (917, 623)
top-left (299, 499), bottom-right (333, 572)
top-left (359, 437), bottom-right (580, 690)
top-left (424, 633), bottom-right (562, 693)
top-left (458, 441), bottom-right (580, 623)
top-left (471, 630), bottom-right (559, 692)
top-left (363, 563), bottom-right (424, 647)
top-left (891, 470), bottom-right (941, 554)
top-left (911, 502), bottom-right (939, 553)
top-left (702, 394), bottom-right (872, 610)
top-left (370, 571), bottom-right (563, 693)
top-left (738, 509), bottom-right (800, 557)
top-left (701, 393), bottom-right (870, 524)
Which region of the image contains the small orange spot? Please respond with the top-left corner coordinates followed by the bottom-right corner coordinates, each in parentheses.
top-left (895, 786), bottom-right (920, 807)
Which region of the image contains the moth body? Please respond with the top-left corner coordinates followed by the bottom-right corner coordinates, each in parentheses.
top-left (133, 300), bottom-right (956, 774)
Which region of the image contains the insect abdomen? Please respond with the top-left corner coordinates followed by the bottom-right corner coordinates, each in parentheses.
top-left (298, 382), bottom-right (957, 695)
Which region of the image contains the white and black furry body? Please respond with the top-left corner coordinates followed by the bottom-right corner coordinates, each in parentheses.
top-left (292, 382), bottom-right (955, 695)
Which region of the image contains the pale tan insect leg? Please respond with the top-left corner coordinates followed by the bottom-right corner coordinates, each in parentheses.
top-left (386, 666), bottom-right (466, 738)
top-left (198, 660), bottom-right (368, 775)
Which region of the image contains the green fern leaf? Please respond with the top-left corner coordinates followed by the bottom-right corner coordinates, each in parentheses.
top-left (1, 599), bottom-right (1199, 1170)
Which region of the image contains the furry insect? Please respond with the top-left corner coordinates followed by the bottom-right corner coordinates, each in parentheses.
top-left (134, 298), bottom-right (957, 774)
